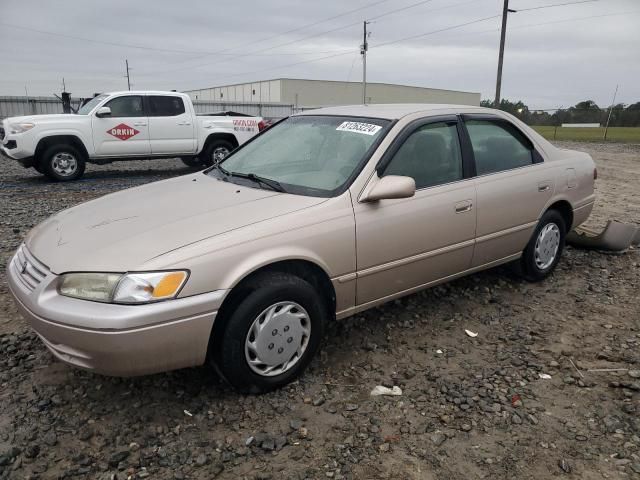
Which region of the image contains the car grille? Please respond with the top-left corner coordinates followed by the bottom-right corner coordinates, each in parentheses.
top-left (10, 244), bottom-right (50, 292)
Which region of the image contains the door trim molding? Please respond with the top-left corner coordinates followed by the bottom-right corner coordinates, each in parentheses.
top-left (335, 252), bottom-right (521, 320)
top-left (475, 221), bottom-right (537, 245)
top-left (357, 238), bottom-right (475, 279)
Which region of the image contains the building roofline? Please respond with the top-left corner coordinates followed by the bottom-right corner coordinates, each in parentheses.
top-left (184, 78), bottom-right (480, 96)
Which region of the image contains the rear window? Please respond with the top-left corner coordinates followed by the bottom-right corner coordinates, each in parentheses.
top-left (148, 96), bottom-right (186, 117)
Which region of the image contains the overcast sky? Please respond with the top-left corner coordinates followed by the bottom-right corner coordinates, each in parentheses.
top-left (0, 0), bottom-right (638, 109)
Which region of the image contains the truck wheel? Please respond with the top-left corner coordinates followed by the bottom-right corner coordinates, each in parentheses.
top-left (180, 156), bottom-right (205, 169)
top-left (41, 144), bottom-right (86, 181)
top-left (212, 272), bottom-right (327, 394)
top-left (202, 140), bottom-right (234, 166)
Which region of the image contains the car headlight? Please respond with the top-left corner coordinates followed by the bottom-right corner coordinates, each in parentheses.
top-left (58, 271), bottom-right (188, 304)
top-left (9, 122), bottom-right (35, 134)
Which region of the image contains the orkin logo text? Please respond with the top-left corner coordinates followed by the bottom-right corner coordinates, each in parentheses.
top-left (107, 123), bottom-right (140, 141)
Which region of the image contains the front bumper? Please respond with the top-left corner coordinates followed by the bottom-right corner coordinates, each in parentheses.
top-left (7, 246), bottom-right (227, 376)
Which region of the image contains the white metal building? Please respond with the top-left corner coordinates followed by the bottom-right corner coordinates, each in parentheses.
top-left (185, 78), bottom-right (480, 108)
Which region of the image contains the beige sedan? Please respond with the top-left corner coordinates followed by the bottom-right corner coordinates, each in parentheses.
top-left (8, 104), bottom-right (596, 393)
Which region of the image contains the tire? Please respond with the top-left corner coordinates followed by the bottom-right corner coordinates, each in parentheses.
top-left (33, 163), bottom-right (44, 174)
top-left (213, 272), bottom-right (328, 394)
top-left (41, 144), bottom-right (86, 181)
top-left (180, 156), bottom-right (205, 169)
top-left (201, 140), bottom-right (234, 167)
top-left (519, 209), bottom-right (566, 282)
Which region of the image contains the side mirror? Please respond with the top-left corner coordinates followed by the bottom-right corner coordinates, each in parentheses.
top-left (361, 175), bottom-right (416, 202)
top-left (95, 106), bottom-right (111, 118)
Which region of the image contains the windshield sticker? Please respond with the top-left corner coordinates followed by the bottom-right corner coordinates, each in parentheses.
top-left (336, 121), bottom-right (382, 136)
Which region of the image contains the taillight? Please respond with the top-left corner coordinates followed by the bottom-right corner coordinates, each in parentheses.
top-left (258, 120), bottom-right (266, 132)
top-left (593, 167), bottom-right (598, 180)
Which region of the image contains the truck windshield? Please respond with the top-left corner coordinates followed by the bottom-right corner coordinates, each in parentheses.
top-left (77, 95), bottom-right (108, 115)
top-left (211, 115), bottom-right (390, 197)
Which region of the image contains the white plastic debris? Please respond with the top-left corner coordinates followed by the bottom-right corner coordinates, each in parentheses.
top-left (183, 409), bottom-right (193, 416)
top-left (538, 373), bottom-right (552, 380)
top-left (370, 385), bottom-right (403, 397)
top-left (436, 349), bottom-right (443, 354)
top-left (465, 329), bottom-right (478, 338)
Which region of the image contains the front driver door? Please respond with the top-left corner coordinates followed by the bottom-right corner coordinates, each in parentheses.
top-left (353, 117), bottom-right (477, 306)
top-left (92, 95), bottom-right (151, 157)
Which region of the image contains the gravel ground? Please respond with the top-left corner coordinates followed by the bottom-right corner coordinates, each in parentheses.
top-left (0, 143), bottom-right (639, 480)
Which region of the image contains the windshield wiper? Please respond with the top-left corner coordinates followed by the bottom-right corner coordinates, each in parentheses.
top-left (228, 171), bottom-right (286, 193)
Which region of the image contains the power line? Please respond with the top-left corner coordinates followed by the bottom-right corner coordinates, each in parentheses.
top-left (138, 0), bottom-right (483, 77)
top-left (181, 12), bottom-right (501, 89)
top-left (514, 0), bottom-right (599, 13)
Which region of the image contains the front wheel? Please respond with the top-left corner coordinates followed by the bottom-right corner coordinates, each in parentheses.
top-left (213, 273), bottom-right (327, 393)
top-left (41, 144), bottom-right (86, 181)
top-left (519, 209), bottom-right (566, 282)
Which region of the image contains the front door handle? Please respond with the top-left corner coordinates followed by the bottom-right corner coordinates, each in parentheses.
top-left (133, 122), bottom-right (147, 126)
top-left (177, 121), bottom-right (192, 126)
top-left (455, 201), bottom-right (473, 213)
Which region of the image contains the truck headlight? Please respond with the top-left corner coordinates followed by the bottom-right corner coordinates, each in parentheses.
top-left (9, 122), bottom-right (35, 134)
top-left (59, 271), bottom-right (188, 304)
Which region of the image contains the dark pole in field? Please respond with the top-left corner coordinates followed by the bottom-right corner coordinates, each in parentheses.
top-left (494, 0), bottom-right (511, 108)
top-left (603, 84), bottom-right (618, 141)
top-left (361, 21), bottom-right (370, 105)
top-left (125, 59), bottom-right (131, 91)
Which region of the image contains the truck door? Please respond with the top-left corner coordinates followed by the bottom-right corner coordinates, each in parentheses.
top-left (92, 95), bottom-right (150, 156)
top-left (147, 95), bottom-right (196, 154)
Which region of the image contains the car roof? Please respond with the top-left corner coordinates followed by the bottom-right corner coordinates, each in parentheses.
top-left (295, 103), bottom-right (493, 120)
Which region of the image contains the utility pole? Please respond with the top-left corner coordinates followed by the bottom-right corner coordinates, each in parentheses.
top-left (361, 21), bottom-right (370, 105)
top-left (125, 59), bottom-right (131, 90)
top-left (603, 84), bottom-right (619, 141)
top-left (494, 0), bottom-right (515, 108)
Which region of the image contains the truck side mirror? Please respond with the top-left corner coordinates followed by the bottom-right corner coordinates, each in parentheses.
top-left (96, 106), bottom-right (111, 118)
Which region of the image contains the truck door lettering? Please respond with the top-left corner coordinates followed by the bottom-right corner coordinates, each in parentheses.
top-left (107, 124), bottom-right (140, 141)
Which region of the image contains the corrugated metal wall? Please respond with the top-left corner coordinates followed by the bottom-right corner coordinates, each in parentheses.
top-left (0, 96), bottom-right (83, 119)
top-left (0, 96), bottom-right (302, 120)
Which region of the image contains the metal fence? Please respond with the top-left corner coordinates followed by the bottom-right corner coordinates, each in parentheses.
top-left (0, 95), bottom-right (306, 120)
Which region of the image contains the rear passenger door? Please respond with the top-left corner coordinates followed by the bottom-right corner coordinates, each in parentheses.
top-left (353, 117), bottom-right (477, 305)
top-left (462, 115), bottom-right (554, 267)
top-left (147, 95), bottom-right (196, 155)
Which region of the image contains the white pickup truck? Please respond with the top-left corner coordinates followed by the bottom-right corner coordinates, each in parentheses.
top-left (0, 91), bottom-right (265, 181)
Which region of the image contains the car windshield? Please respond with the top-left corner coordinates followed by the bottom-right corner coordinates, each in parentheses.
top-left (77, 94), bottom-right (108, 115)
top-left (211, 115), bottom-right (390, 197)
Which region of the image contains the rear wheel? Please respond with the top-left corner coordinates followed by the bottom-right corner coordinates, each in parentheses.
top-left (519, 209), bottom-right (566, 282)
top-left (180, 156), bottom-right (205, 169)
top-left (212, 273), bottom-right (327, 393)
top-left (41, 144), bottom-right (86, 181)
top-left (201, 140), bottom-right (234, 167)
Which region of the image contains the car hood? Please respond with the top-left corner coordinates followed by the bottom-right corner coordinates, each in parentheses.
top-left (26, 173), bottom-right (325, 273)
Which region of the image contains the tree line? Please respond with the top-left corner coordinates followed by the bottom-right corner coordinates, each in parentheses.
top-left (480, 99), bottom-right (640, 127)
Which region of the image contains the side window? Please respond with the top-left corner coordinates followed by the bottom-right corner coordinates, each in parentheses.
top-left (383, 122), bottom-right (463, 189)
top-left (465, 119), bottom-right (534, 175)
top-left (104, 96), bottom-right (144, 117)
top-left (148, 96), bottom-right (186, 117)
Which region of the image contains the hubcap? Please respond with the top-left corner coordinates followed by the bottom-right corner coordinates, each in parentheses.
top-left (534, 222), bottom-right (561, 270)
top-left (51, 152), bottom-right (78, 177)
top-left (244, 301), bottom-right (311, 377)
top-left (211, 147), bottom-right (230, 165)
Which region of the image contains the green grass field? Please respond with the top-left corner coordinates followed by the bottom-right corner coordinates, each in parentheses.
top-left (532, 126), bottom-right (640, 143)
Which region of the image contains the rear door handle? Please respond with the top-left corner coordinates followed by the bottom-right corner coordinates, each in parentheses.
top-left (455, 201), bottom-right (473, 213)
